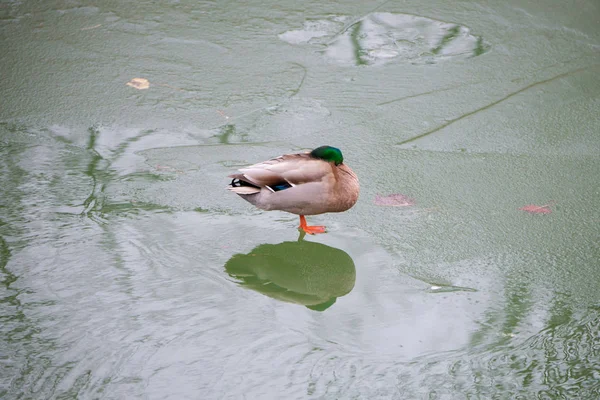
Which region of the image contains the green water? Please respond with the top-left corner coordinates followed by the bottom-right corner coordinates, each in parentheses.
top-left (1, 0), bottom-right (599, 398)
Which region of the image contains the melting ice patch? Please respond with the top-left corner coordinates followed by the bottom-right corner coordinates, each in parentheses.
top-left (279, 12), bottom-right (489, 66)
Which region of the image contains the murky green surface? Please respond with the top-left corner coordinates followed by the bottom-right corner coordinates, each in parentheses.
top-left (1, 0), bottom-right (599, 398)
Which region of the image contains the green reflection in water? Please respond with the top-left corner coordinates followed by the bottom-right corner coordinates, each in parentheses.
top-left (473, 36), bottom-right (486, 57)
top-left (350, 21), bottom-right (367, 66)
top-left (213, 124), bottom-right (236, 144)
top-left (81, 126), bottom-right (171, 221)
top-left (431, 25), bottom-right (460, 55)
top-left (0, 130), bottom-right (60, 399)
top-left (225, 238), bottom-right (356, 311)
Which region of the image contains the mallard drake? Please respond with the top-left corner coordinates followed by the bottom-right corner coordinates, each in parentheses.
top-left (228, 146), bottom-right (359, 234)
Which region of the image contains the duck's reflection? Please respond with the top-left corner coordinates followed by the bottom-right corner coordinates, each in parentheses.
top-left (225, 239), bottom-right (356, 311)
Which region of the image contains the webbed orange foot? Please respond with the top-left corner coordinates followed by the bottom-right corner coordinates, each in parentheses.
top-left (300, 225), bottom-right (326, 235)
top-left (299, 215), bottom-right (327, 235)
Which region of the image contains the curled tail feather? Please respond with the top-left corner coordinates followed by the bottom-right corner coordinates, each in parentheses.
top-left (228, 177), bottom-right (261, 195)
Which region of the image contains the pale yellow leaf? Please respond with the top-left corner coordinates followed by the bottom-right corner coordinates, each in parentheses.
top-left (126, 78), bottom-right (150, 90)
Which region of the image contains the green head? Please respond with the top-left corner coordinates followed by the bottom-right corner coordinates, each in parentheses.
top-left (310, 146), bottom-right (344, 166)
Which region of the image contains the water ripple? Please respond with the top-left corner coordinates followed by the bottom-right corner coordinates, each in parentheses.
top-left (280, 12), bottom-right (489, 66)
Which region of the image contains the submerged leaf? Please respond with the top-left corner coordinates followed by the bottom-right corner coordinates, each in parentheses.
top-left (126, 78), bottom-right (150, 90)
top-left (374, 193), bottom-right (415, 207)
top-left (518, 204), bottom-right (552, 214)
top-left (217, 110), bottom-right (230, 119)
top-left (81, 24), bottom-right (102, 31)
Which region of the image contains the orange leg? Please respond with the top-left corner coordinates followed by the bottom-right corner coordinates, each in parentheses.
top-left (299, 215), bottom-right (326, 235)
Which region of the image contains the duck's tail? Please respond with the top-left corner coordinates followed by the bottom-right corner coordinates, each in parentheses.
top-left (228, 177), bottom-right (261, 195)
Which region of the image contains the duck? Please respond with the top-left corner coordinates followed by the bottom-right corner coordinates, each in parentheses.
top-left (228, 146), bottom-right (359, 234)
